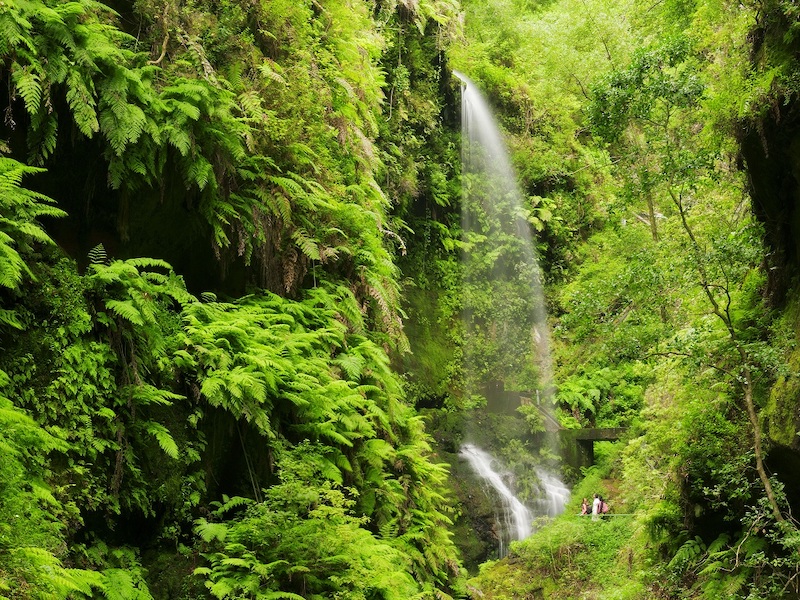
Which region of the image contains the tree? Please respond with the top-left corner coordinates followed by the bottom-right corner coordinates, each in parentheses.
top-left (590, 34), bottom-right (788, 524)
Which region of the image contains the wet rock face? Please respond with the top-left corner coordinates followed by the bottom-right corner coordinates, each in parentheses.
top-left (739, 9), bottom-right (800, 308)
top-left (740, 103), bottom-right (800, 307)
top-left (766, 444), bottom-right (800, 509)
top-left (448, 451), bottom-right (502, 568)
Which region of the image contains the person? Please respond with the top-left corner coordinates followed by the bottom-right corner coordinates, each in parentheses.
top-left (591, 493), bottom-right (601, 521)
top-left (580, 497), bottom-right (589, 515)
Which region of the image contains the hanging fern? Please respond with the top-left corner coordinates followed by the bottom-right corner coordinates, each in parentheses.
top-left (0, 157), bottom-right (65, 329)
top-left (12, 63), bottom-right (43, 115)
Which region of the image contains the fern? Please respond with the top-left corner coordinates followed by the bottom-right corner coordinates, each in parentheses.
top-left (668, 534), bottom-right (706, 573)
top-left (212, 495), bottom-right (253, 516)
top-left (12, 63), bottom-right (43, 115)
top-left (125, 257), bottom-right (172, 271)
top-left (105, 299), bottom-right (145, 326)
top-left (333, 352), bottom-right (366, 380)
top-left (252, 187), bottom-right (292, 224)
top-left (0, 158), bottom-right (64, 317)
top-left (291, 227), bottom-right (321, 261)
top-left (186, 155), bottom-right (214, 190)
top-left (269, 174), bottom-right (305, 198)
top-left (101, 568), bottom-right (154, 600)
top-left (261, 590), bottom-right (305, 599)
top-left (195, 519), bottom-right (229, 543)
top-left (28, 112), bottom-right (59, 162)
top-left (88, 243), bottom-right (109, 265)
top-left (257, 59), bottom-right (287, 84)
top-left (144, 422), bottom-right (179, 459)
top-left (66, 69), bottom-right (100, 135)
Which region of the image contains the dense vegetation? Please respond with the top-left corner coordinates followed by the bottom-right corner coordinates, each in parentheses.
top-left (4, 0), bottom-right (800, 598)
top-left (0, 1), bottom-right (463, 598)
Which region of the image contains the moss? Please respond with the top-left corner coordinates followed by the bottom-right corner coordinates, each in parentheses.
top-left (765, 294), bottom-right (800, 448)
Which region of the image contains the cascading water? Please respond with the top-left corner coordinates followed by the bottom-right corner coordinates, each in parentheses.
top-left (457, 70), bottom-right (552, 397)
top-left (459, 444), bottom-right (532, 558)
top-left (456, 71), bottom-right (569, 556)
top-left (532, 469), bottom-right (571, 518)
top-left (459, 444), bottom-right (570, 557)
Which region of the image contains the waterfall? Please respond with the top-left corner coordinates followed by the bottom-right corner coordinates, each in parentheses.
top-left (460, 444), bottom-right (532, 558)
top-left (455, 71), bottom-right (569, 556)
top-left (455, 70), bottom-right (552, 400)
top-left (532, 468), bottom-right (571, 518)
top-left (460, 444), bottom-right (570, 557)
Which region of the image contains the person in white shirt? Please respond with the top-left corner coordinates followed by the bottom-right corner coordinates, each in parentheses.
top-left (591, 493), bottom-right (601, 521)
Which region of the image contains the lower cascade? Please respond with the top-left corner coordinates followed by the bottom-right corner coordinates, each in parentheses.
top-left (532, 468), bottom-right (571, 518)
top-left (460, 443), bottom-right (569, 557)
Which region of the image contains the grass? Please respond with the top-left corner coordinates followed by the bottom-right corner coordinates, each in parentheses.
top-left (467, 513), bottom-right (653, 599)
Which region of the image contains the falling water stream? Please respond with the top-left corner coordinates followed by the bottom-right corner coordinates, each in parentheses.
top-left (459, 444), bottom-right (533, 558)
top-left (456, 71), bottom-right (569, 556)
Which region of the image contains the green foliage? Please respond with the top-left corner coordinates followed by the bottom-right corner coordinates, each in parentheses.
top-left (466, 0), bottom-right (800, 597)
top-left (179, 286), bottom-right (463, 592)
top-left (194, 445), bottom-right (423, 600)
top-left (467, 514), bottom-right (643, 599)
top-left (555, 364), bottom-right (648, 428)
top-left (0, 370), bottom-right (105, 598)
top-left (7, 0), bottom-right (800, 598)
top-left (0, 249), bottom-right (463, 595)
top-left (588, 35), bottom-right (702, 142)
top-left (0, 0), bottom-right (475, 596)
top-left (0, 158), bottom-right (65, 328)
top-left (0, 0), bottom-right (425, 346)
top-left (71, 543), bottom-right (156, 600)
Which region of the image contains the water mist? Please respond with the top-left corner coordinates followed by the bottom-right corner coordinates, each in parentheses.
top-left (455, 70), bottom-right (568, 557)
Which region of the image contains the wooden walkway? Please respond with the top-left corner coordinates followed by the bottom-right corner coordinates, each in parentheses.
top-left (569, 427), bottom-right (628, 442)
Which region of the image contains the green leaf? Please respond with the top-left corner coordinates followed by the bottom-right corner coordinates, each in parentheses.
top-left (145, 422), bottom-right (179, 459)
top-left (105, 299), bottom-right (145, 326)
top-left (195, 519), bottom-right (228, 543)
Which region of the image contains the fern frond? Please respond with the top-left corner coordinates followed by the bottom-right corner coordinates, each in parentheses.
top-left (257, 59), bottom-right (286, 85)
top-left (12, 63), bottom-right (42, 115)
top-left (706, 533), bottom-right (730, 554)
top-left (61, 568), bottom-right (104, 594)
top-left (66, 70), bottom-right (99, 136)
top-left (170, 99), bottom-right (202, 121)
top-left (0, 11), bottom-right (30, 55)
top-left (253, 187), bottom-right (292, 224)
top-left (13, 221), bottom-right (58, 244)
top-left (87, 243), bottom-right (108, 265)
top-left (269, 175), bottom-right (304, 198)
top-left (208, 579), bottom-right (235, 598)
top-left (100, 568), bottom-right (144, 600)
top-left (186, 156), bottom-right (214, 190)
top-left (291, 228), bottom-right (321, 261)
top-left (104, 299), bottom-right (145, 326)
top-left (165, 125), bottom-right (192, 156)
top-left (668, 535), bottom-right (706, 573)
top-left (213, 495), bottom-right (252, 516)
top-left (0, 308), bottom-right (23, 329)
top-left (127, 384), bottom-right (183, 406)
top-left (28, 112), bottom-right (58, 162)
top-left (333, 352), bottom-right (366, 380)
top-left (145, 422), bottom-right (179, 459)
top-left (262, 591), bottom-right (305, 599)
top-left (125, 257), bottom-right (172, 270)
top-left (194, 519), bottom-right (228, 543)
